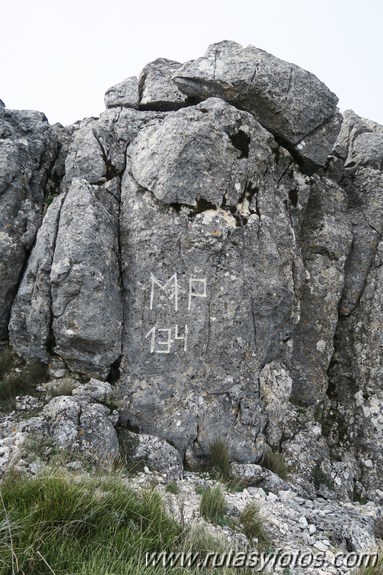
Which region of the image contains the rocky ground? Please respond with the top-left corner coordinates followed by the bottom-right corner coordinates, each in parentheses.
top-left (0, 372), bottom-right (382, 575)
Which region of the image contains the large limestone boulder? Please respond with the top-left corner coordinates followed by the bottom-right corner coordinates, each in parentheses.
top-left (42, 393), bottom-right (119, 465)
top-left (116, 97), bottom-right (308, 460)
top-left (173, 40), bottom-right (341, 169)
top-left (10, 178), bottom-right (123, 378)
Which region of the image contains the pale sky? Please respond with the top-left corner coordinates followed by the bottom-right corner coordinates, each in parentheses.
top-left (1, 0), bottom-right (382, 126)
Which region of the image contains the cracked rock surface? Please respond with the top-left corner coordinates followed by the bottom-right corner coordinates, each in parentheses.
top-left (1, 40), bottom-right (383, 513)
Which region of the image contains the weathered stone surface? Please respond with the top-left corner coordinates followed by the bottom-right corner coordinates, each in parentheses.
top-left (139, 58), bottom-right (188, 110)
top-left (72, 378), bottom-right (113, 403)
top-left (0, 109), bottom-right (60, 345)
top-left (50, 178), bottom-right (123, 378)
top-left (9, 107), bottom-right (166, 376)
top-left (116, 97), bottom-right (307, 460)
top-left (42, 395), bottom-right (119, 464)
top-left (104, 76), bottom-right (139, 109)
top-left (326, 111), bottom-right (383, 501)
top-left (259, 361), bottom-right (293, 447)
top-left (289, 175), bottom-right (352, 405)
top-left (173, 41), bottom-right (340, 167)
top-left (64, 119), bottom-right (106, 183)
top-left (9, 194), bottom-right (66, 362)
top-left (10, 178), bottom-right (124, 378)
top-left (129, 97), bottom-right (272, 206)
top-left (119, 429), bottom-right (183, 479)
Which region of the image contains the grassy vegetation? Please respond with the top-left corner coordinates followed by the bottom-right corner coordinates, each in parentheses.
top-left (206, 439), bottom-right (243, 492)
top-left (238, 502), bottom-right (269, 544)
top-left (352, 554), bottom-right (383, 575)
top-left (199, 485), bottom-right (227, 525)
top-left (48, 378), bottom-right (78, 397)
top-left (208, 439), bottom-right (231, 482)
top-left (262, 449), bottom-right (288, 480)
top-left (0, 470), bottom-right (240, 575)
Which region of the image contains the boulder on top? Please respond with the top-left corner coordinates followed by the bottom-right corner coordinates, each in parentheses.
top-left (173, 40), bottom-right (340, 169)
top-left (138, 58), bottom-right (189, 111)
top-left (104, 76), bottom-right (139, 110)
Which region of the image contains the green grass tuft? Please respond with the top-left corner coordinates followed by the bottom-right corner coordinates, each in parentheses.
top-left (208, 439), bottom-right (231, 481)
top-left (262, 449), bottom-right (288, 480)
top-left (199, 485), bottom-right (227, 525)
top-left (352, 553), bottom-right (383, 575)
top-left (0, 470), bottom-right (243, 575)
top-left (238, 502), bottom-right (269, 544)
top-left (0, 348), bottom-right (14, 379)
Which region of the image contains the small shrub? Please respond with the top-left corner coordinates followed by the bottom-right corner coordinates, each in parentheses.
top-left (239, 502), bottom-right (269, 544)
top-left (208, 438), bottom-right (231, 481)
top-left (165, 480), bottom-right (180, 495)
top-left (262, 449), bottom-right (288, 480)
top-left (199, 485), bottom-right (227, 525)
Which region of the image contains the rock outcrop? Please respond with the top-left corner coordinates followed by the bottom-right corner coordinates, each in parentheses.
top-left (1, 40), bottom-right (383, 510)
top-left (0, 109), bottom-right (63, 346)
top-left (173, 41), bottom-right (341, 169)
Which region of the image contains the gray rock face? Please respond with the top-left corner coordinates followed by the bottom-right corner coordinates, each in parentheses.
top-left (173, 41), bottom-right (340, 168)
top-left (117, 97), bottom-right (306, 459)
top-left (42, 394), bottom-right (119, 464)
top-left (9, 194), bottom-right (66, 362)
top-left (4, 41), bottom-right (383, 505)
top-left (289, 175), bottom-right (352, 405)
top-left (138, 58), bottom-right (188, 110)
top-left (325, 111), bottom-right (383, 501)
top-left (104, 76), bottom-right (139, 109)
top-left (10, 178), bottom-right (124, 378)
top-left (0, 109), bottom-right (61, 346)
top-left (119, 429), bottom-right (183, 479)
top-left (50, 178), bottom-right (123, 377)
